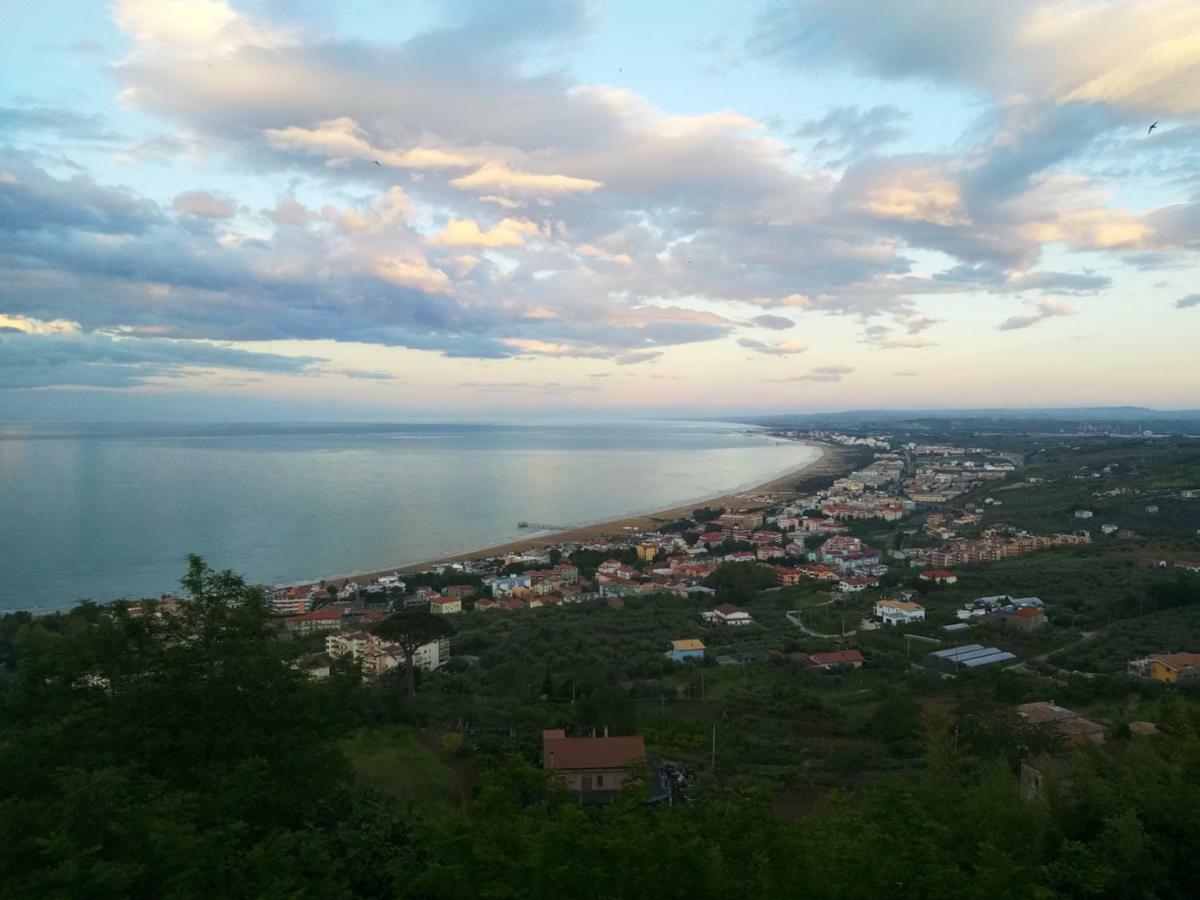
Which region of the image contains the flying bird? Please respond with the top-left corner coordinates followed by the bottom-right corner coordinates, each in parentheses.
top-left (373, 160), bottom-right (382, 166)
top-left (1148, 121), bottom-right (1158, 135)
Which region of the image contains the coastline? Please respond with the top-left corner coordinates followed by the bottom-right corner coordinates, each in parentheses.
top-left (331, 440), bottom-right (849, 587)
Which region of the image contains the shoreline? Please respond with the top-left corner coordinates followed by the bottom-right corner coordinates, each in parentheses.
top-left (330, 440), bottom-right (849, 587)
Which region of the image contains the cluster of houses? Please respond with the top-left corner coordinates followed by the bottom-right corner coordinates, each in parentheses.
top-left (306, 630), bottom-right (450, 680)
top-left (1127, 652), bottom-right (1200, 683)
top-left (913, 527), bottom-right (1091, 569)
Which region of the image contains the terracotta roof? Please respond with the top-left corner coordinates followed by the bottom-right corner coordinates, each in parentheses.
top-left (808, 650), bottom-right (864, 667)
top-left (289, 608), bottom-right (343, 621)
top-left (1012, 606), bottom-right (1044, 618)
top-left (715, 603), bottom-right (747, 615)
top-left (543, 735), bottom-right (646, 771)
top-left (672, 638), bottom-right (705, 651)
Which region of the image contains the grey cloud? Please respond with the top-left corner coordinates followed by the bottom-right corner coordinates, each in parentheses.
top-left (754, 0), bottom-right (1033, 87)
top-left (336, 368), bottom-right (396, 380)
top-left (1175, 294), bottom-right (1200, 309)
top-left (0, 330), bottom-right (325, 389)
top-left (0, 156), bottom-right (161, 235)
top-left (750, 314), bottom-right (795, 330)
top-left (0, 105), bottom-right (115, 141)
top-left (794, 105), bottom-right (908, 159)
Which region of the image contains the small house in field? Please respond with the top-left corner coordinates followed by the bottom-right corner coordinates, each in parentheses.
top-left (542, 729), bottom-right (649, 805)
top-left (670, 639), bottom-right (705, 662)
top-left (806, 649), bottom-right (864, 671)
top-left (874, 599), bottom-right (926, 626)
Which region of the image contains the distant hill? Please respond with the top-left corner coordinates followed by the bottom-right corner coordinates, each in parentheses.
top-left (734, 407), bottom-right (1200, 434)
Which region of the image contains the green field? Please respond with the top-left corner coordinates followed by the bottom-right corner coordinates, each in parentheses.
top-left (340, 726), bottom-right (465, 808)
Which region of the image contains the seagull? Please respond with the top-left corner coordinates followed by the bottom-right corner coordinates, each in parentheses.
top-left (373, 160), bottom-right (382, 166)
top-left (1148, 121), bottom-right (1158, 135)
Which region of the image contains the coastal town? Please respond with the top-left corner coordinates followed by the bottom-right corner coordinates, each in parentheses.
top-left (8, 421), bottom-right (1200, 896)
top-left (190, 427), bottom-right (1200, 809)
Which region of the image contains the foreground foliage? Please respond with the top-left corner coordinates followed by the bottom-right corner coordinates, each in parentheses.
top-left (3, 558), bottom-right (1200, 898)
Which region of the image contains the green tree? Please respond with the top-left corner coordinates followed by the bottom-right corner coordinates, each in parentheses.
top-left (372, 609), bottom-right (455, 697)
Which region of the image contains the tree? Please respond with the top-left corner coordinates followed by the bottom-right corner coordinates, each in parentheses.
top-left (372, 610), bottom-right (455, 697)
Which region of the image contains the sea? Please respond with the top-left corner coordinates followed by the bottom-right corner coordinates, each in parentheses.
top-left (0, 420), bottom-right (820, 612)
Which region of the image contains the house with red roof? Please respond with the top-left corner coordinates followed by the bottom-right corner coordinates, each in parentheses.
top-left (430, 596), bottom-right (462, 615)
top-left (284, 607), bottom-right (344, 634)
top-left (807, 649), bottom-right (864, 671)
top-left (542, 729), bottom-right (648, 804)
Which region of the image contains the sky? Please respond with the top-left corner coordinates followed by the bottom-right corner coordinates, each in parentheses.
top-left (1, 0), bottom-right (1199, 420)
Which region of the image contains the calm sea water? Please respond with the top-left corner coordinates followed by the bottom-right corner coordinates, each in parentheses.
top-left (0, 420), bottom-right (819, 611)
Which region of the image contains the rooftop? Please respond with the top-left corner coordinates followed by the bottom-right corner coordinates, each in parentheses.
top-left (543, 734), bottom-right (647, 771)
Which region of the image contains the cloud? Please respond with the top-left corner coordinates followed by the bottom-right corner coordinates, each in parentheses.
top-left (427, 217), bottom-right (540, 248)
top-left (1174, 293), bottom-right (1200, 309)
top-left (615, 350), bottom-right (662, 365)
top-left (173, 190), bottom-right (236, 219)
top-left (113, 0), bottom-right (292, 58)
top-left (336, 368), bottom-right (396, 380)
top-left (266, 197), bottom-right (315, 227)
top-left (0, 105), bottom-right (115, 141)
top-left (770, 365), bottom-right (855, 382)
top-left (449, 162), bottom-right (602, 195)
top-left (750, 314), bottom-right (795, 330)
top-left (369, 255), bottom-right (452, 294)
top-left (795, 105), bottom-right (908, 159)
top-left (738, 337), bottom-right (808, 356)
top-left (997, 299), bottom-right (1074, 330)
top-left (757, 0), bottom-right (1200, 116)
top-left (456, 380), bottom-right (598, 393)
top-left (0, 326), bottom-right (324, 389)
top-left (876, 336), bottom-right (938, 350)
top-left (263, 117), bottom-right (476, 169)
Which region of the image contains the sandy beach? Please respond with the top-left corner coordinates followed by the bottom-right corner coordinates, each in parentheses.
top-left (331, 441), bottom-right (851, 587)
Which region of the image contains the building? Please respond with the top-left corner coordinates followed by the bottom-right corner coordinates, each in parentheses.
top-left (705, 604), bottom-right (753, 626)
top-left (636, 543), bottom-right (658, 563)
top-left (874, 599), bottom-right (926, 625)
top-left (670, 638), bottom-right (705, 662)
top-left (324, 631), bottom-right (449, 678)
top-left (927, 643), bottom-right (1016, 671)
top-left (1016, 701), bottom-right (1106, 747)
top-left (1074, 510), bottom-right (1093, 519)
top-left (1006, 606), bottom-right (1046, 632)
top-left (284, 607), bottom-right (344, 634)
top-left (919, 569), bottom-right (958, 584)
top-left (430, 596), bottom-right (462, 615)
top-left (837, 575), bottom-right (879, 593)
top-left (806, 649), bottom-right (864, 671)
top-left (484, 574), bottom-right (533, 596)
top-left (1128, 652), bottom-right (1200, 683)
top-left (542, 729), bottom-right (649, 804)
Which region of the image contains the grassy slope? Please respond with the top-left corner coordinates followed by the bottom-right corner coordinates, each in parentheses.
top-left (340, 726), bottom-right (464, 809)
